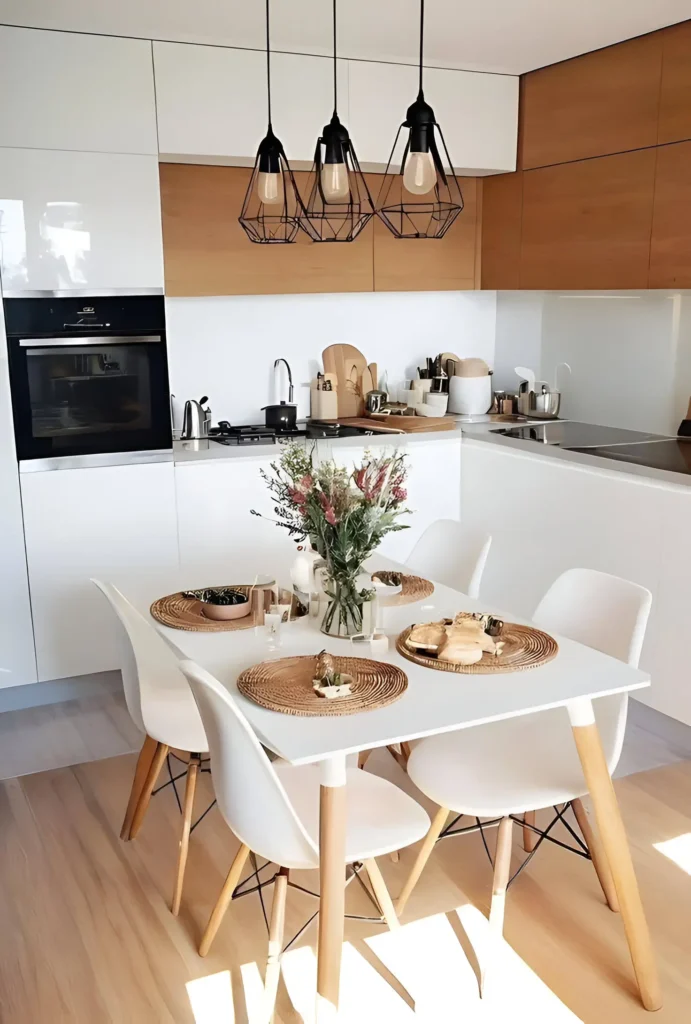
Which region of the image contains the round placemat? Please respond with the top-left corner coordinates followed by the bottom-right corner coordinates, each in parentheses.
top-left (396, 621), bottom-right (558, 674)
top-left (237, 654), bottom-right (408, 716)
top-left (151, 585), bottom-right (261, 632)
top-left (371, 571), bottom-right (434, 606)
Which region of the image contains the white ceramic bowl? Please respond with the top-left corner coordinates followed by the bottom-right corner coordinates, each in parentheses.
top-left (425, 393), bottom-right (449, 414)
top-left (448, 374), bottom-right (493, 415)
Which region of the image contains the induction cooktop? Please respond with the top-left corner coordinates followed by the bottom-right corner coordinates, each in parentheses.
top-left (490, 421), bottom-right (671, 448)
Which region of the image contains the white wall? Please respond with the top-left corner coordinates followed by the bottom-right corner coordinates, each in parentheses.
top-left (494, 290), bottom-right (691, 434)
top-left (166, 290), bottom-right (497, 426)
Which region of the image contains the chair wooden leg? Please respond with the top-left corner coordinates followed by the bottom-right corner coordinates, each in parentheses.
top-left (128, 742), bottom-right (169, 840)
top-left (571, 714), bottom-right (661, 1011)
top-left (389, 849), bottom-right (400, 864)
top-left (264, 868), bottom-right (289, 1023)
top-left (120, 734), bottom-right (158, 840)
top-left (572, 797), bottom-right (619, 913)
top-left (364, 858), bottom-right (400, 930)
top-left (396, 805), bottom-right (449, 916)
top-left (171, 754), bottom-right (201, 916)
top-left (522, 810), bottom-right (537, 853)
top-left (481, 815), bottom-right (513, 996)
top-left (199, 842), bottom-right (251, 956)
top-left (358, 750), bottom-right (371, 769)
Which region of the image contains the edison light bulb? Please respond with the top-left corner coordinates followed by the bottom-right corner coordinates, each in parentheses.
top-left (257, 171), bottom-right (283, 206)
top-left (321, 161), bottom-right (349, 201)
top-left (403, 150), bottom-right (436, 195)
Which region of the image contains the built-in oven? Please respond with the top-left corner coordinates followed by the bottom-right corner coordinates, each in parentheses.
top-left (4, 294), bottom-right (172, 468)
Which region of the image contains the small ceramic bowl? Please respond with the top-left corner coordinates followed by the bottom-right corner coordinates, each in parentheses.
top-left (197, 588), bottom-right (251, 620)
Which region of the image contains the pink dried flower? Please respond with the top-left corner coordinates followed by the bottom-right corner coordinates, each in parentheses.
top-left (297, 474), bottom-right (313, 493)
top-left (393, 486), bottom-right (407, 502)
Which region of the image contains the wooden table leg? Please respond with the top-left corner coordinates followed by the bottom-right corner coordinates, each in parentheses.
top-left (317, 755), bottom-right (347, 1023)
top-left (568, 699), bottom-right (661, 1012)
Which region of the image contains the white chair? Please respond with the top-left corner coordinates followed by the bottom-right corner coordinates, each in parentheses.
top-left (92, 580), bottom-right (208, 915)
top-left (405, 519), bottom-right (492, 598)
top-left (396, 569), bottom-right (652, 984)
top-left (179, 658), bottom-right (430, 1015)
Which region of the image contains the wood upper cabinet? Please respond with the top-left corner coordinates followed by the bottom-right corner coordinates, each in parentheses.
top-left (372, 176), bottom-right (480, 291)
top-left (159, 164), bottom-right (374, 296)
top-left (650, 140), bottom-right (691, 287)
top-left (658, 22), bottom-right (691, 145)
top-left (520, 149), bottom-right (657, 289)
top-left (480, 172), bottom-right (523, 289)
top-left (520, 33), bottom-right (663, 169)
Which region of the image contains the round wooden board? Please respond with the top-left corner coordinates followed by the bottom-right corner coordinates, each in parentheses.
top-left (150, 585), bottom-right (260, 632)
top-left (371, 571), bottom-right (434, 606)
top-left (237, 654), bottom-right (408, 716)
top-left (396, 621), bottom-right (558, 674)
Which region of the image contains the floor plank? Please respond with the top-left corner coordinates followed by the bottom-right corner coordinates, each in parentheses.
top-left (1, 751), bottom-right (690, 1021)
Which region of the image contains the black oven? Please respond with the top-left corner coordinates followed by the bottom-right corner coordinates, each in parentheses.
top-left (4, 295), bottom-right (172, 464)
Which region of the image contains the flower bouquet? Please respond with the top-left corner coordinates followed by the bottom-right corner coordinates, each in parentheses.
top-left (252, 443), bottom-right (410, 637)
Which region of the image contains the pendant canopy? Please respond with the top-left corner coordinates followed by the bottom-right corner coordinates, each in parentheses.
top-left (298, 0), bottom-right (374, 243)
top-left (239, 0), bottom-right (305, 244)
top-left (376, 0), bottom-right (464, 239)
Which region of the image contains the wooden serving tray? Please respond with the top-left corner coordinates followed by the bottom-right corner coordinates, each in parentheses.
top-left (318, 415), bottom-right (456, 433)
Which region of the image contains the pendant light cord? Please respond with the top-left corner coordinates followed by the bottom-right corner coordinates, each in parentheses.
top-left (332, 0), bottom-right (338, 115)
top-left (418, 0), bottom-right (425, 95)
top-left (266, 0), bottom-right (272, 127)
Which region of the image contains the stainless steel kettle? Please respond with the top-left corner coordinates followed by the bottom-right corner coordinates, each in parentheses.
top-left (181, 396), bottom-right (211, 439)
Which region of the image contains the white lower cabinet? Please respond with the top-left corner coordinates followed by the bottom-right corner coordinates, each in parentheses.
top-left (175, 457), bottom-right (296, 583)
top-left (461, 440), bottom-right (691, 727)
top-left (21, 462), bottom-right (179, 681)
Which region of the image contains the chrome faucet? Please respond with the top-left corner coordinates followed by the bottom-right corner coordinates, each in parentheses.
top-left (273, 358), bottom-right (294, 403)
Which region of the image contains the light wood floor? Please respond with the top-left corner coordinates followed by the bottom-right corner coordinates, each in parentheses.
top-left (1, 752), bottom-right (690, 1023)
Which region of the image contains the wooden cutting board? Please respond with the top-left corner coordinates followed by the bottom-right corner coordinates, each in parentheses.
top-left (319, 415), bottom-right (456, 433)
top-left (322, 344), bottom-right (368, 418)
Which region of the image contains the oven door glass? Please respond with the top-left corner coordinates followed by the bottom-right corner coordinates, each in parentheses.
top-left (11, 335), bottom-right (171, 460)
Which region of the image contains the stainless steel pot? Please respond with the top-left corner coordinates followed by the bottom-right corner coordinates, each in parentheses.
top-left (517, 382), bottom-right (561, 419)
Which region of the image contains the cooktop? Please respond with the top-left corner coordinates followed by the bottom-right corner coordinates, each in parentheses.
top-left (209, 422), bottom-right (377, 446)
top-left (490, 421), bottom-right (671, 448)
top-left (568, 439), bottom-right (691, 475)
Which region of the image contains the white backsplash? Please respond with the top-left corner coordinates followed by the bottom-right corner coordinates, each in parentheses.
top-left (166, 290), bottom-right (497, 426)
top-left (494, 290), bottom-right (691, 435)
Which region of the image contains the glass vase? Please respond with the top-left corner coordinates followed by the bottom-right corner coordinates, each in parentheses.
top-left (320, 575), bottom-right (366, 638)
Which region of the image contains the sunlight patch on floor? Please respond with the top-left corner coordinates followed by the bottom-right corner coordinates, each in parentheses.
top-left (654, 832), bottom-right (691, 874)
top-left (186, 970), bottom-right (235, 1024)
top-left (240, 960), bottom-right (268, 1024)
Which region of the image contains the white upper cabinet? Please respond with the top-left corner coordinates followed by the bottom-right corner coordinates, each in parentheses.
top-left (0, 27), bottom-right (157, 155)
top-left (348, 60), bottom-right (518, 173)
top-left (0, 149), bottom-right (164, 292)
top-left (154, 41), bottom-right (348, 165)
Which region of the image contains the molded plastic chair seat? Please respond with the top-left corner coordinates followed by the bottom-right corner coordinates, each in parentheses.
top-left (142, 684), bottom-right (208, 754)
top-left (407, 700), bottom-right (621, 818)
top-left (274, 762), bottom-right (431, 865)
top-left (404, 519), bottom-right (492, 598)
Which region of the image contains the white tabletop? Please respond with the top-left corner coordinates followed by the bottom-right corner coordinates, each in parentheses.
top-left (119, 563), bottom-right (650, 766)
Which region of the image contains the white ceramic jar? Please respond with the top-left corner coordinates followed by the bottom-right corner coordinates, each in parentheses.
top-left (448, 375), bottom-right (493, 415)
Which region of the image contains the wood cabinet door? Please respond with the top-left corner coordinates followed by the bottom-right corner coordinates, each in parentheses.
top-left (372, 175), bottom-right (479, 292)
top-left (650, 140), bottom-right (691, 287)
top-left (520, 149), bottom-right (657, 289)
top-left (658, 22), bottom-right (691, 146)
top-left (480, 171), bottom-right (523, 289)
top-left (160, 164), bottom-right (374, 296)
top-left (520, 33), bottom-right (663, 169)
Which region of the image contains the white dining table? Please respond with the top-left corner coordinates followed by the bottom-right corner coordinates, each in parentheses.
top-left (119, 562), bottom-right (661, 1017)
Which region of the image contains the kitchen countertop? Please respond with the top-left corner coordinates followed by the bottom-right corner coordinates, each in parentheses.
top-left (173, 427), bottom-right (465, 465)
top-left (462, 423), bottom-right (691, 491)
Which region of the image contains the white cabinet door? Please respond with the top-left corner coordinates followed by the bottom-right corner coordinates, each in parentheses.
top-left (0, 297), bottom-right (37, 689)
top-left (154, 42), bottom-right (265, 162)
top-left (154, 40), bottom-right (348, 165)
top-left (0, 148), bottom-right (164, 292)
top-left (0, 27), bottom-right (157, 155)
top-left (348, 60), bottom-right (518, 173)
top-left (175, 457), bottom-right (296, 583)
top-left (21, 462), bottom-right (179, 681)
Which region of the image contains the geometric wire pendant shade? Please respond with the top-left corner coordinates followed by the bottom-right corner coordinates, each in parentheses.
top-left (298, 0), bottom-right (374, 243)
top-left (239, 0), bottom-right (304, 244)
top-left (376, 0), bottom-right (464, 239)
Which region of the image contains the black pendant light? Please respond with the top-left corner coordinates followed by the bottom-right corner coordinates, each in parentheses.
top-left (298, 0), bottom-right (374, 242)
top-left (376, 0), bottom-right (464, 239)
top-left (239, 0), bottom-right (305, 243)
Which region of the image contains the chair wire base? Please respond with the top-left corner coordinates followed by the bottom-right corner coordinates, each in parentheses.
top-left (229, 858), bottom-right (389, 952)
top-left (151, 751), bottom-right (216, 832)
top-left (438, 801), bottom-right (590, 890)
